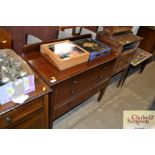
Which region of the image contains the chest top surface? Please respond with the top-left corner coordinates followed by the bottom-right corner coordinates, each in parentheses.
top-left (22, 35), bottom-right (118, 87)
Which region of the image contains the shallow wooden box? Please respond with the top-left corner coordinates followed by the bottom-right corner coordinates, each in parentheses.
top-left (40, 40), bottom-right (89, 71)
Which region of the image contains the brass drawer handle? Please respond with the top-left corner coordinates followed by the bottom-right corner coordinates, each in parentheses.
top-left (5, 116), bottom-right (12, 124)
top-left (103, 66), bottom-right (107, 69)
top-left (72, 80), bottom-right (77, 84)
top-left (99, 75), bottom-right (103, 79)
top-left (70, 90), bottom-right (75, 95)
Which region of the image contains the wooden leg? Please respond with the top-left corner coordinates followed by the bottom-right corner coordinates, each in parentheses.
top-left (43, 94), bottom-right (50, 129)
top-left (117, 72), bottom-right (124, 87)
top-left (98, 89), bottom-right (106, 102)
top-left (117, 67), bottom-right (130, 87)
top-left (139, 61), bottom-right (147, 73)
top-left (121, 66), bottom-right (130, 87)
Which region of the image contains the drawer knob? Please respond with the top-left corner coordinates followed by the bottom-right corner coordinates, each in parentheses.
top-left (73, 80), bottom-right (77, 84)
top-left (103, 66), bottom-right (107, 69)
top-left (99, 75), bottom-right (103, 79)
top-left (5, 116), bottom-right (12, 124)
top-left (70, 90), bottom-right (75, 95)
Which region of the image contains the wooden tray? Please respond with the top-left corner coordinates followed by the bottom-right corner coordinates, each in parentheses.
top-left (40, 40), bottom-right (89, 70)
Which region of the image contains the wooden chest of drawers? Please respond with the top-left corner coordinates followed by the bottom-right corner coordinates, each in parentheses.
top-left (0, 75), bottom-right (52, 129)
top-left (53, 79), bottom-right (109, 119)
top-left (22, 34), bottom-right (118, 127)
top-left (54, 61), bottom-right (113, 108)
top-left (112, 50), bottom-right (136, 75)
top-left (97, 31), bottom-right (143, 75)
top-left (52, 61), bottom-right (113, 119)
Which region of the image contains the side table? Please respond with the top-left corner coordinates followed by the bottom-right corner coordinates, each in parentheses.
top-left (117, 48), bottom-right (153, 87)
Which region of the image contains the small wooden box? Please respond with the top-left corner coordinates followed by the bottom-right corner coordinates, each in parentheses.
top-left (40, 40), bottom-right (89, 71)
top-left (97, 31), bottom-right (143, 76)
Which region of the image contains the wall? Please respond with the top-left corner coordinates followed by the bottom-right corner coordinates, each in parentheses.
top-left (0, 26), bottom-right (58, 54)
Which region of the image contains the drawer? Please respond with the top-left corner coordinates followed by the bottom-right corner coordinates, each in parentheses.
top-left (53, 102), bottom-right (70, 120)
top-left (68, 79), bottom-right (109, 109)
top-left (0, 97), bottom-right (43, 128)
top-left (9, 109), bottom-right (44, 129)
top-left (29, 120), bottom-right (44, 129)
top-left (53, 80), bottom-right (109, 120)
top-left (54, 61), bottom-right (113, 107)
top-left (113, 51), bottom-right (135, 75)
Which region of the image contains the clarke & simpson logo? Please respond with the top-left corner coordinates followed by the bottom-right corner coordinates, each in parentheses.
top-left (123, 111), bottom-right (155, 129)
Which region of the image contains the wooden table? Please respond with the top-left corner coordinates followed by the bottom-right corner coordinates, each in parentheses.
top-left (22, 34), bottom-right (118, 128)
top-left (117, 48), bottom-right (153, 87)
top-left (0, 73), bottom-right (52, 129)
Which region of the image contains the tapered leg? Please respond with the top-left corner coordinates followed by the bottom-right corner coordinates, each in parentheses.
top-left (117, 71), bottom-right (124, 87)
top-left (139, 61), bottom-right (147, 73)
top-left (98, 89), bottom-right (106, 102)
top-left (117, 67), bottom-right (130, 87)
top-left (121, 67), bottom-right (130, 87)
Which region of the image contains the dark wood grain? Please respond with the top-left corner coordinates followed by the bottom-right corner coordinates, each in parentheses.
top-left (138, 26), bottom-right (155, 56)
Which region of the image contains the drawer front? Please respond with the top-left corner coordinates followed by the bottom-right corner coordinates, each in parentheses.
top-left (0, 97), bottom-right (43, 128)
top-left (68, 80), bottom-right (109, 109)
top-left (9, 110), bottom-right (44, 129)
top-left (54, 61), bottom-right (113, 107)
top-left (53, 80), bottom-right (109, 120)
top-left (113, 52), bottom-right (135, 75)
top-left (53, 103), bottom-right (70, 120)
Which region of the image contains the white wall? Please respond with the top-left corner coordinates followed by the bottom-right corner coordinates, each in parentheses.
top-left (132, 26), bottom-right (140, 34)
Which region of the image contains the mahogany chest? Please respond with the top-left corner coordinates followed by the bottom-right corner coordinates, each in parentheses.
top-left (22, 34), bottom-right (118, 127)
